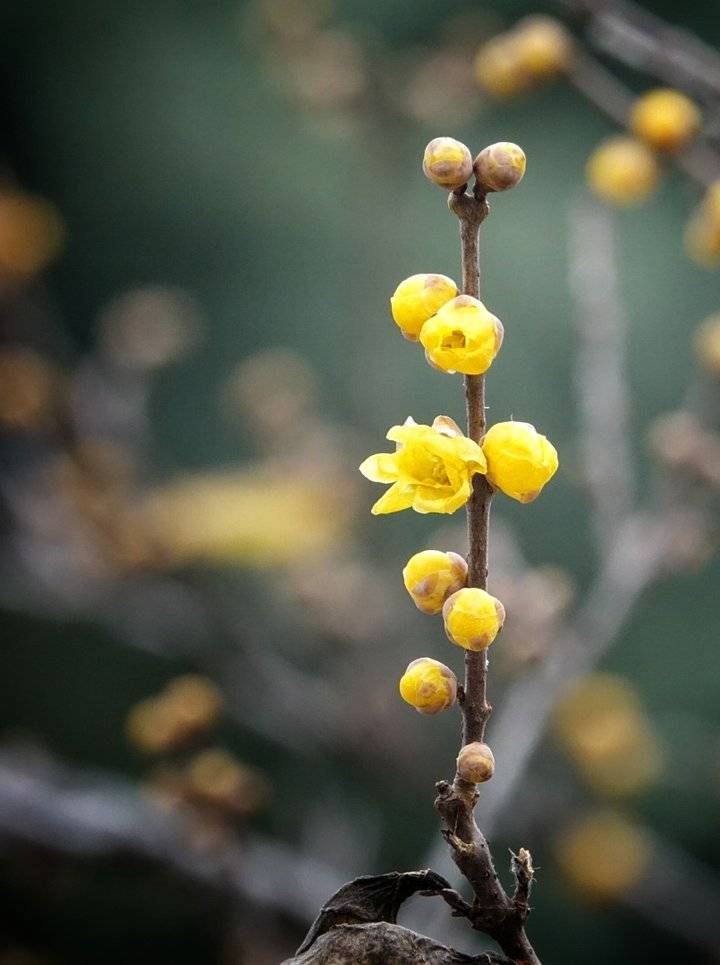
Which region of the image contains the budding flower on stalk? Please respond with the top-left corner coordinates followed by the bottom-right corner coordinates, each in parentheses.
top-left (403, 549), bottom-right (468, 614)
top-left (419, 295), bottom-right (504, 375)
top-left (442, 587), bottom-right (505, 651)
top-left (390, 273), bottom-right (458, 341)
top-left (586, 137), bottom-right (660, 206)
top-left (457, 741), bottom-right (495, 783)
top-left (482, 421), bottom-right (558, 503)
top-left (399, 657), bottom-right (458, 715)
top-left (473, 142), bottom-right (526, 193)
top-left (630, 88), bottom-right (700, 153)
top-left (423, 137), bottom-right (473, 190)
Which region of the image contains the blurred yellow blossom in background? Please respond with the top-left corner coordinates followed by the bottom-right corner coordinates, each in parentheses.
top-left (553, 673), bottom-right (663, 797)
top-left (555, 809), bottom-right (652, 902)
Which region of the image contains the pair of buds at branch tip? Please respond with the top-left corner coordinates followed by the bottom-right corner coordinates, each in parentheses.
top-left (423, 137), bottom-right (526, 197)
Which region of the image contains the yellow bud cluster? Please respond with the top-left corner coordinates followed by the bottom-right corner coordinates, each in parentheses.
top-left (399, 657), bottom-right (458, 714)
top-left (403, 549), bottom-right (467, 614)
top-left (630, 88), bottom-right (700, 153)
top-left (443, 587), bottom-right (505, 651)
top-left (586, 137), bottom-right (660, 206)
top-left (474, 16), bottom-right (572, 99)
top-left (482, 421), bottom-right (558, 503)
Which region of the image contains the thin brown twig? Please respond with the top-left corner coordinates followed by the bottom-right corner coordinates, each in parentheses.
top-left (433, 189), bottom-right (540, 965)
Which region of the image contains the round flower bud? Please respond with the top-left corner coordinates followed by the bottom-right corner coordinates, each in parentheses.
top-left (586, 137), bottom-right (659, 206)
top-left (482, 421), bottom-right (558, 503)
top-left (399, 657), bottom-right (458, 715)
top-left (403, 549), bottom-right (468, 614)
top-left (513, 15), bottom-right (572, 78)
top-left (473, 142), bottom-right (526, 193)
top-left (630, 88), bottom-right (700, 153)
top-left (442, 587), bottom-right (505, 651)
top-left (390, 273), bottom-right (458, 341)
top-left (419, 295), bottom-right (504, 375)
top-left (474, 36), bottom-right (531, 99)
top-left (456, 742), bottom-right (495, 784)
top-left (423, 137), bottom-right (473, 190)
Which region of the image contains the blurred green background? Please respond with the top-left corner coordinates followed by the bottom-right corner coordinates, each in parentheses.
top-left (1, 0), bottom-right (720, 962)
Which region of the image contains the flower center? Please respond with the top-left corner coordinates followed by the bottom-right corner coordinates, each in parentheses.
top-left (441, 329), bottom-right (466, 349)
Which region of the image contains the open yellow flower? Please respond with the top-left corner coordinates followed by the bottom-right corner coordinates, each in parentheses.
top-left (359, 415), bottom-right (487, 515)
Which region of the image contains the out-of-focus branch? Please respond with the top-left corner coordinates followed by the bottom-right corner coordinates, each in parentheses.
top-left (561, 0), bottom-right (720, 106)
top-left (0, 747), bottom-right (344, 925)
top-left (567, 47), bottom-right (720, 188)
top-left (568, 193), bottom-right (634, 549)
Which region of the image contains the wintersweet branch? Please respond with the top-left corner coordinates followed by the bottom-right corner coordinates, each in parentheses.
top-left (298, 136), bottom-right (557, 961)
top-left (434, 161), bottom-right (540, 965)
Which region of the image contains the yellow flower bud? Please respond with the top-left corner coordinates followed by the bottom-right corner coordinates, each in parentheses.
top-left (630, 88), bottom-right (700, 153)
top-left (399, 657), bottom-right (458, 715)
top-left (473, 142), bottom-right (526, 193)
top-left (586, 137), bottom-right (660, 206)
top-left (513, 15), bottom-right (572, 78)
top-left (442, 587), bottom-right (505, 651)
top-left (555, 810), bottom-right (651, 902)
top-left (694, 313), bottom-right (720, 372)
top-left (474, 36), bottom-right (531, 99)
top-left (456, 741), bottom-right (495, 783)
top-left (402, 549), bottom-right (468, 614)
top-left (419, 295), bottom-right (504, 375)
top-left (390, 273), bottom-right (458, 341)
top-left (482, 421), bottom-right (558, 503)
top-left (423, 137), bottom-right (473, 190)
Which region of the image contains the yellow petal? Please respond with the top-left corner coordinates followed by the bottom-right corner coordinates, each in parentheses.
top-left (386, 419), bottom-right (426, 445)
top-left (359, 452), bottom-right (399, 483)
top-left (450, 435), bottom-right (488, 472)
top-left (371, 482), bottom-right (415, 515)
top-left (412, 478), bottom-right (471, 514)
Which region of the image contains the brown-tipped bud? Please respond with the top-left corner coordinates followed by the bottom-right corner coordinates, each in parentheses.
top-left (423, 137), bottom-right (473, 190)
top-left (399, 657), bottom-right (458, 715)
top-left (456, 741), bottom-right (495, 783)
top-left (473, 142), bottom-right (526, 193)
